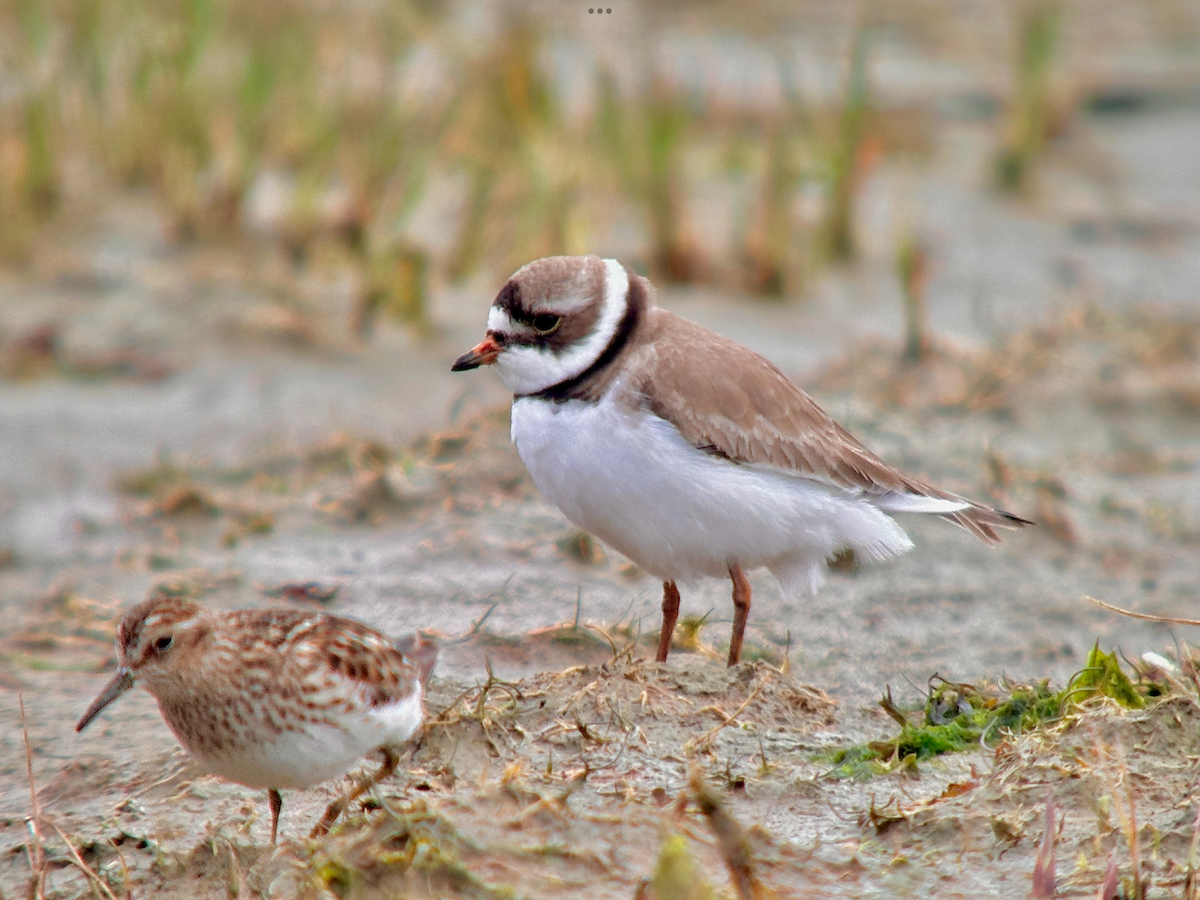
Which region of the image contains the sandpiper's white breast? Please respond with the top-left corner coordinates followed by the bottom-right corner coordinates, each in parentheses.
top-left (510, 391), bottom-right (915, 595)
top-left (198, 722), bottom-right (374, 790)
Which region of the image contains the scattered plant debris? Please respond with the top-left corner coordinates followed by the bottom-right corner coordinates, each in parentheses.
top-left (557, 530), bottom-right (606, 566)
top-left (263, 582), bottom-right (342, 605)
top-left (1030, 795), bottom-right (1059, 898)
top-left (689, 765), bottom-right (765, 900)
top-left (220, 509), bottom-right (274, 548)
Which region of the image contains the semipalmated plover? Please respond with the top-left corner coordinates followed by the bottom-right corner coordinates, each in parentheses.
top-left (452, 256), bottom-right (1030, 666)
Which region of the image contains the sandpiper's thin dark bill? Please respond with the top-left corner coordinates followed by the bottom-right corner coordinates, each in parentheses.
top-left (75, 668), bottom-right (134, 732)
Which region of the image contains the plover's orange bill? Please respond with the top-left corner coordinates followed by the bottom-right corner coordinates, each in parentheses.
top-left (76, 596), bottom-right (436, 843)
top-left (452, 255), bottom-right (1032, 666)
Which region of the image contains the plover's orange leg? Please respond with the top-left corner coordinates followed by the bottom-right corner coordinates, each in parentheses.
top-left (312, 747), bottom-right (400, 837)
top-left (656, 581), bottom-right (681, 663)
top-left (727, 565), bottom-right (751, 666)
top-left (268, 788), bottom-right (283, 845)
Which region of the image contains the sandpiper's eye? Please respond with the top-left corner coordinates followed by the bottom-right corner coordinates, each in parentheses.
top-left (531, 314), bottom-right (562, 335)
top-left (154, 635), bottom-right (173, 652)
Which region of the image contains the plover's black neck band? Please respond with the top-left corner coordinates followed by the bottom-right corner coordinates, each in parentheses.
top-left (521, 275), bottom-right (646, 403)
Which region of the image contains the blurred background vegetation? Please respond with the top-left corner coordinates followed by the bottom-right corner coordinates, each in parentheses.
top-left (0, 0), bottom-right (1196, 333)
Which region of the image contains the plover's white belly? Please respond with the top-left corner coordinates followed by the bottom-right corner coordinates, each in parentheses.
top-left (511, 394), bottom-right (914, 595)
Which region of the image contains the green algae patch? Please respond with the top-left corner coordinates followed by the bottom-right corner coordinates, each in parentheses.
top-left (823, 679), bottom-right (1062, 780)
top-left (825, 647), bottom-right (1174, 779)
top-left (869, 678), bottom-right (1059, 773)
top-left (1068, 642), bottom-right (1147, 709)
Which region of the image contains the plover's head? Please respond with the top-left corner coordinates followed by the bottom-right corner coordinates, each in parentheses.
top-left (451, 255), bottom-right (643, 396)
top-left (75, 596), bottom-right (211, 732)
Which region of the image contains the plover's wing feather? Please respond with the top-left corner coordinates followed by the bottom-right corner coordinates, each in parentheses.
top-left (636, 310), bottom-right (1030, 543)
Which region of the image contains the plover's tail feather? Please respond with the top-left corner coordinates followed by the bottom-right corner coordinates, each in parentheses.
top-left (874, 490), bottom-right (1033, 544)
top-left (873, 493), bottom-right (971, 515)
top-left (942, 504), bottom-right (1034, 544)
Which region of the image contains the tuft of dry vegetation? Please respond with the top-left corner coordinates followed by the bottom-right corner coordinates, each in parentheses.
top-left (995, 0), bottom-right (1065, 194)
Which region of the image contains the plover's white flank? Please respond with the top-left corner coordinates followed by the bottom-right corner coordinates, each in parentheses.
top-left (451, 255), bottom-right (1031, 666)
top-left (75, 596), bottom-right (436, 843)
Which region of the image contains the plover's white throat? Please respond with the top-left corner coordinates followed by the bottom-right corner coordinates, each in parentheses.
top-left (452, 255), bottom-right (1031, 666)
top-left (75, 596), bottom-right (437, 843)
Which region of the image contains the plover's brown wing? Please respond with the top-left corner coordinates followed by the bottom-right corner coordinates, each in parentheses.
top-left (633, 310), bottom-right (1030, 543)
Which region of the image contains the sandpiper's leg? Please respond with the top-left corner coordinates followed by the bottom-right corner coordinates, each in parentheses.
top-left (268, 789), bottom-right (283, 845)
top-left (727, 565), bottom-right (751, 667)
top-left (312, 748), bottom-right (400, 837)
top-left (656, 581), bottom-right (681, 663)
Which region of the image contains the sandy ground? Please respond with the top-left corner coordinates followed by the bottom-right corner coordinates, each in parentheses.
top-left (3, 82), bottom-right (1200, 898)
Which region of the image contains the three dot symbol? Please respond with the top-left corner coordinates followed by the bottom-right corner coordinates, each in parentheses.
top-left (589, 7), bottom-right (612, 13)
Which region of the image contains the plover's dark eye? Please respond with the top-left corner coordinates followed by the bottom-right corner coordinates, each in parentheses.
top-left (154, 635), bottom-right (173, 652)
top-left (531, 314), bottom-right (562, 335)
